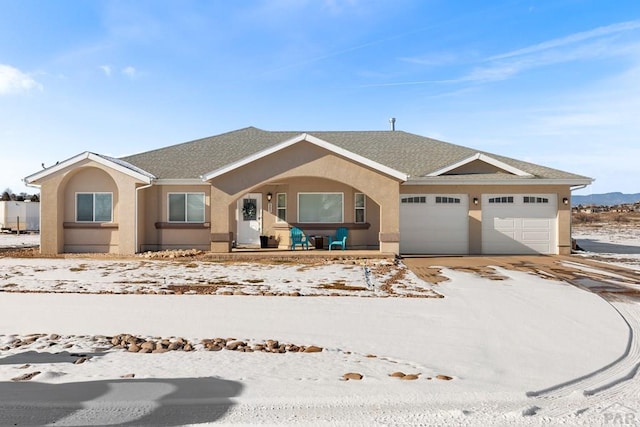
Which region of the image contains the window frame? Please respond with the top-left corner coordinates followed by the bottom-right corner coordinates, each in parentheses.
top-left (488, 196), bottom-right (514, 204)
top-left (523, 196), bottom-right (549, 204)
top-left (75, 192), bottom-right (113, 223)
top-left (401, 196), bottom-right (427, 204)
top-left (297, 192), bottom-right (344, 223)
top-left (167, 192), bottom-right (205, 223)
top-left (435, 196), bottom-right (461, 204)
top-left (276, 192), bottom-right (287, 223)
top-left (354, 193), bottom-right (366, 223)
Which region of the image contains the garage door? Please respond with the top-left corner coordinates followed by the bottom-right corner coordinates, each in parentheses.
top-left (400, 194), bottom-right (469, 254)
top-left (482, 194), bottom-right (557, 254)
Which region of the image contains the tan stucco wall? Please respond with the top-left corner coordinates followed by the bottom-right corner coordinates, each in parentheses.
top-left (401, 184), bottom-right (572, 255)
top-left (37, 160), bottom-right (146, 254)
top-left (62, 167), bottom-right (119, 252)
top-left (138, 185), bottom-right (211, 251)
top-left (208, 141), bottom-right (402, 253)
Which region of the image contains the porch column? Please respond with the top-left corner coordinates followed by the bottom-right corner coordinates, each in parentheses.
top-left (40, 177), bottom-right (64, 255)
top-left (378, 195), bottom-right (400, 254)
top-left (371, 181), bottom-right (401, 255)
top-left (558, 192), bottom-right (572, 255)
top-left (113, 179), bottom-right (137, 255)
top-left (210, 187), bottom-right (234, 253)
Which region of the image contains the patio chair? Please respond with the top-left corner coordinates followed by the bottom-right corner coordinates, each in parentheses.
top-left (328, 227), bottom-right (348, 251)
top-left (290, 226), bottom-right (309, 250)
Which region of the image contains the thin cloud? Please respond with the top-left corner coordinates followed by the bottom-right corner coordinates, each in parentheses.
top-left (488, 20), bottom-right (640, 61)
top-left (122, 66), bottom-right (137, 78)
top-left (0, 64), bottom-right (42, 95)
top-left (100, 65), bottom-right (112, 77)
top-left (379, 20), bottom-right (640, 88)
top-left (399, 52), bottom-right (459, 67)
top-left (462, 20), bottom-right (640, 83)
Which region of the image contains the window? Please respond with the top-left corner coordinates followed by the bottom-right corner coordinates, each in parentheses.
top-left (488, 196), bottom-right (514, 204)
top-left (168, 193), bottom-right (205, 222)
top-left (436, 196), bottom-right (461, 204)
top-left (355, 193), bottom-right (366, 223)
top-left (401, 196), bottom-right (426, 204)
top-left (523, 196), bottom-right (549, 204)
top-left (276, 193), bottom-right (287, 222)
top-left (76, 192), bottom-right (112, 222)
top-left (298, 193), bottom-right (343, 223)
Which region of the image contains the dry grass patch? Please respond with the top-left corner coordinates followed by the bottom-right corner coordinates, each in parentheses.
top-left (318, 282), bottom-right (368, 292)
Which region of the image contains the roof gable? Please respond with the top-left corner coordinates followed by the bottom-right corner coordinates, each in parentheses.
top-left (426, 153), bottom-right (533, 177)
top-left (24, 152), bottom-right (155, 185)
top-left (201, 133), bottom-right (408, 181)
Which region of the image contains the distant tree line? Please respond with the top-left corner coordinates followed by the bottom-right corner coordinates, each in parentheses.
top-left (1, 188), bottom-right (39, 202)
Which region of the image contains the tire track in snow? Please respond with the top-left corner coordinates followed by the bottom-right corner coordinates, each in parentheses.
top-left (525, 283), bottom-right (640, 420)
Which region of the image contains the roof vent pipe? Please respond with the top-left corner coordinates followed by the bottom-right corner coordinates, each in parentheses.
top-left (389, 117), bottom-right (396, 131)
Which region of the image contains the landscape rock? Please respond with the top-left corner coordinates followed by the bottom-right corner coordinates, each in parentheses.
top-left (436, 374), bottom-right (453, 381)
top-left (342, 372), bottom-right (363, 381)
top-left (226, 340), bottom-right (245, 351)
top-left (140, 341), bottom-right (156, 351)
top-left (12, 371), bottom-right (41, 381)
top-left (401, 374), bottom-right (420, 380)
top-left (304, 345), bottom-right (323, 353)
top-left (167, 342), bottom-right (181, 351)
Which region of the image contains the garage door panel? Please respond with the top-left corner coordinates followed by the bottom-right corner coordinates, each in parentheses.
top-left (429, 230), bottom-right (467, 241)
top-left (400, 194), bottom-right (468, 254)
top-left (482, 194), bottom-right (557, 255)
top-left (522, 231), bottom-right (551, 240)
top-left (493, 218), bottom-right (516, 229)
top-left (522, 218), bottom-right (551, 228)
top-left (524, 242), bottom-right (552, 253)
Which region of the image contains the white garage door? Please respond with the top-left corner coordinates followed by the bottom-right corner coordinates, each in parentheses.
top-left (482, 194), bottom-right (557, 255)
top-left (400, 194), bottom-right (469, 254)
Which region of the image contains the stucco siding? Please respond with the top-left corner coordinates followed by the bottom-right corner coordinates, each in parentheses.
top-left (138, 184), bottom-right (212, 251)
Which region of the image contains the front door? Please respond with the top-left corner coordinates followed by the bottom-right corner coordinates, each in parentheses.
top-left (236, 193), bottom-right (262, 246)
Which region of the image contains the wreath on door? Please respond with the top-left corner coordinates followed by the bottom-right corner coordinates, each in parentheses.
top-left (242, 200), bottom-right (257, 220)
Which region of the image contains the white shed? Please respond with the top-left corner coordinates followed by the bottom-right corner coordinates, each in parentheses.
top-left (0, 201), bottom-right (40, 232)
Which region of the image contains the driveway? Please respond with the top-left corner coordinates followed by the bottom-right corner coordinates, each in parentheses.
top-left (404, 254), bottom-right (640, 419)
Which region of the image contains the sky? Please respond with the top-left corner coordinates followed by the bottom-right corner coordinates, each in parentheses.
top-left (1, 0), bottom-right (639, 196)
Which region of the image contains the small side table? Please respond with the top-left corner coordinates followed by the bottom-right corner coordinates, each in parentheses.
top-left (314, 236), bottom-right (324, 250)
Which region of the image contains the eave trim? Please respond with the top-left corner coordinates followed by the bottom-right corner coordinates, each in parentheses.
top-left (24, 152), bottom-right (155, 185)
top-left (426, 153), bottom-right (533, 177)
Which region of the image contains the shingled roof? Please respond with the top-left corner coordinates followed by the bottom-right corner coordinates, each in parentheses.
top-left (120, 127), bottom-right (590, 182)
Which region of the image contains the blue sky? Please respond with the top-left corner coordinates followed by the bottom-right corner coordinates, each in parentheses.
top-left (1, 0), bottom-right (639, 195)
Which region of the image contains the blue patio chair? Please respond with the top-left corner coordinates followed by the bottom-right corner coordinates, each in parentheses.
top-left (290, 226), bottom-right (309, 250)
top-left (328, 227), bottom-right (348, 251)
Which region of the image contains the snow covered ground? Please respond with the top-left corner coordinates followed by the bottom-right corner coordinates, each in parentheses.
top-left (573, 223), bottom-right (640, 270)
top-left (0, 231), bottom-right (639, 425)
top-left (0, 232), bottom-right (39, 249)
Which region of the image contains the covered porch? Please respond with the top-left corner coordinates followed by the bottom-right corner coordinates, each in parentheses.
top-left (204, 134), bottom-right (406, 254)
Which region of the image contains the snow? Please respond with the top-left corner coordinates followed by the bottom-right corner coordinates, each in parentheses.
top-left (0, 232), bottom-right (39, 249)
top-left (0, 231), bottom-right (639, 425)
top-left (573, 224), bottom-right (640, 270)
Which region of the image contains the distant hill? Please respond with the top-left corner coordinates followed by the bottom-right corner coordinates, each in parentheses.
top-left (572, 192), bottom-right (640, 206)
